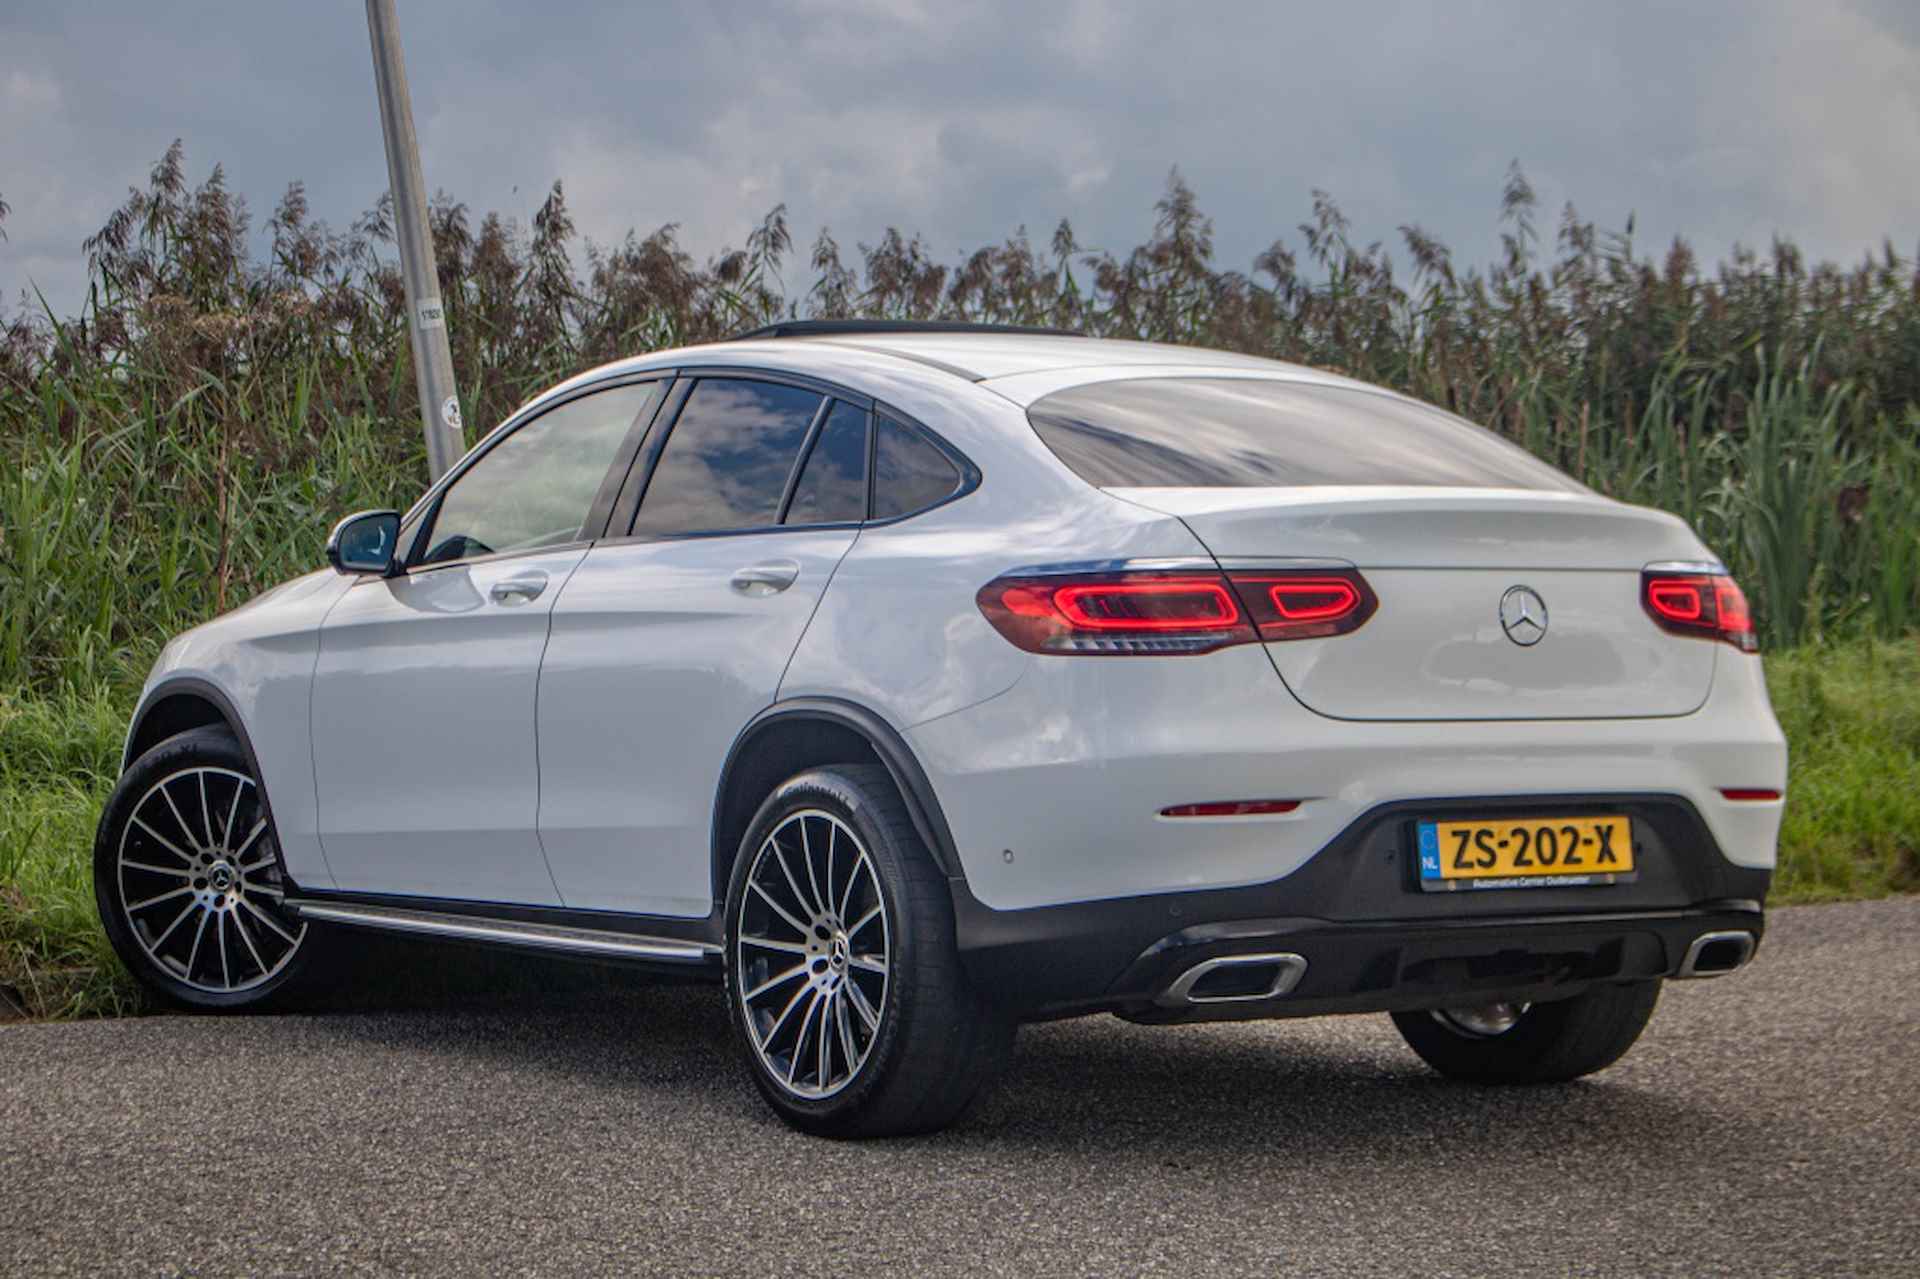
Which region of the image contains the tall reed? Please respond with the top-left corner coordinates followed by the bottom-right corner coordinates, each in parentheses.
top-left (3, 145), bottom-right (1917, 698)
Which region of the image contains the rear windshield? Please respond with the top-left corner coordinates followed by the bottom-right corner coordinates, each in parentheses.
top-left (1027, 377), bottom-right (1583, 491)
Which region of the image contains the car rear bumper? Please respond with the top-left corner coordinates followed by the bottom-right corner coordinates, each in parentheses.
top-left (951, 793), bottom-right (1770, 1020)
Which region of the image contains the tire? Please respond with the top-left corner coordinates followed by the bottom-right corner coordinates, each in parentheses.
top-left (94, 725), bottom-right (323, 1009)
top-left (1391, 980), bottom-right (1662, 1085)
top-left (723, 764), bottom-right (1014, 1138)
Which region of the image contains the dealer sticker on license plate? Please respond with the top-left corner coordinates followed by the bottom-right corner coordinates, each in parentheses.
top-left (1416, 815), bottom-right (1635, 891)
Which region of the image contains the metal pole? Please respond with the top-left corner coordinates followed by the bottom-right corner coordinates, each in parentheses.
top-left (365, 0), bottom-right (463, 481)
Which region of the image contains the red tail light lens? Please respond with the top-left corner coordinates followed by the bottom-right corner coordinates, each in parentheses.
top-left (1050, 580), bottom-right (1241, 631)
top-left (1232, 571), bottom-right (1378, 640)
top-left (1641, 570), bottom-right (1758, 653)
top-left (1266, 578), bottom-right (1361, 622)
top-left (977, 567), bottom-right (1376, 655)
top-left (977, 572), bottom-right (1254, 655)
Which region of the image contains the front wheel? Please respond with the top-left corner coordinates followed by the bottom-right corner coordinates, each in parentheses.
top-left (724, 764), bottom-right (1013, 1137)
top-left (1391, 980), bottom-right (1661, 1084)
top-left (93, 725), bottom-right (320, 1008)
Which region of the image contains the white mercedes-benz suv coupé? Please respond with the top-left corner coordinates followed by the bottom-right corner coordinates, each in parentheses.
top-left (95, 323), bottom-right (1785, 1136)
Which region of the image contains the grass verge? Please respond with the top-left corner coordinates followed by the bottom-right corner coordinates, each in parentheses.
top-left (2, 640), bottom-right (1914, 1021)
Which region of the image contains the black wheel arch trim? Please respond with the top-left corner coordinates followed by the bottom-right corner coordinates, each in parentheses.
top-left (715, 697), bottom-right (966, 885)
top-left (123, 676), bottom-right (266, 785)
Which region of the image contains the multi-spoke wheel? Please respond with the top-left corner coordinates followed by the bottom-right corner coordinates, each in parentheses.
top-left (1391, 981), bottom-right (1662, 1085)
top-left (724, 764), bottom-right (1014, 1138)
top-left (95, 725), bottom-right (318, 1007)
top-left (735, 808), bottom-right (890, 1099)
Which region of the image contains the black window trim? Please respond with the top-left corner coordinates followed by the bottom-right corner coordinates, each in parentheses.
top-left (396, 372), bottom-right (670, 576)
top-left (774, 395), bottom-right (840, 526)
top-left (778, 397), bottom-right (871, 527)
top-left (594, 365), bottom-right (980, 547)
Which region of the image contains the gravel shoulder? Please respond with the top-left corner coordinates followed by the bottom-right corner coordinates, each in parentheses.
top-left (2, 898), bottom-right (1916, 1277)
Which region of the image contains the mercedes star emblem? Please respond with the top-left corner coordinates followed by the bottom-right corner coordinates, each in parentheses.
top-left (1499, 585), bottom-right (1549, 646)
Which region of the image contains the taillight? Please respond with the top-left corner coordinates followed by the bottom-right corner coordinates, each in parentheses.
top-left (1231, 571), bottom-right (1378, 640)
top-left (1641, 569), bottom-right (1758, 653)
top-left (976, 567), bottom-right (1376, 655)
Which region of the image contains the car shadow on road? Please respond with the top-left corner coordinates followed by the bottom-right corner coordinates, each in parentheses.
top-left (288, 934), bottom-right (1715, 1163)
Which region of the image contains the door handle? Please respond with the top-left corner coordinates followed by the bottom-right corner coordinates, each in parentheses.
top-left (730, 559), bottom-right (801, 597)
top-left (489, 572), bottom-right (549, 604)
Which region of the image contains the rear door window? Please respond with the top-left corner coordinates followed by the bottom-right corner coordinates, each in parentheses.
top-left (871, 415), bottom-right (964, 519)
top-left (1026, 377), bottom-right (1583, 491)
top-left (630, 378), bottom-right (824, 535)
top-left (783, 400), bottom-right (868, 525)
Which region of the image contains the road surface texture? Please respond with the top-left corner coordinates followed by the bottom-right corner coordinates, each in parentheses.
top-left (2, 897), bottom-right (1915, 1277)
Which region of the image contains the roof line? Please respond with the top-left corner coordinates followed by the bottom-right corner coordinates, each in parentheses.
top-left (800, 338), bottom-right (987, 382)
top-left (729, 319), bottom-right (1084, 341)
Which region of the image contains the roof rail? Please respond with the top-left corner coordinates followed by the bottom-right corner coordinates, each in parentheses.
top-left (729, 319), bottom-right (1084, 341)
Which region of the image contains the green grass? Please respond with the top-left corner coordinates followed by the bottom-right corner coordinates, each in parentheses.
top-left (1766, 640), bottom-right (1920, 901)
top-left (0, 687), bottom-right (135, 1019)
top-left (1, 641), bottom-right (1912, 1021)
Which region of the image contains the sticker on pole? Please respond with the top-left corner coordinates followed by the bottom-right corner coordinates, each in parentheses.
top-left (416, 301), bottom-right (446, 330)
top-left (440, 395), bottom-right (463, 432)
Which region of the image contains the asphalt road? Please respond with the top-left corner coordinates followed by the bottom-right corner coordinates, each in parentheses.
top-left (2, 898), bottom-right (1916, 1277)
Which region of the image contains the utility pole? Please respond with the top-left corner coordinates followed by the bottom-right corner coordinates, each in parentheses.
top-left (365, 0), bottom-right (464, 481)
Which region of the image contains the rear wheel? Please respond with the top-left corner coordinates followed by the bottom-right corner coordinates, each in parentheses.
top-left (1391, 980), bottom-right (1661, 1084)
top-left (724, 764), bottom-right (1013, 1137)
top-left (94, 725), bottom-right (319, 1008)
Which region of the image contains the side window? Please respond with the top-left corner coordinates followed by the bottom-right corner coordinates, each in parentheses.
top-left (630, 378), bottom-right (823, 536)
top-left (783, 400), bottom-right (868, 525)
top-left (871, 414), bottom-right (963, 520)
top-left (418, 382), bottom-right (656, 566)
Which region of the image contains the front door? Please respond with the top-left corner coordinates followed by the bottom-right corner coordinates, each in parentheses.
top-left (310, 381), bottom-right (661, 903)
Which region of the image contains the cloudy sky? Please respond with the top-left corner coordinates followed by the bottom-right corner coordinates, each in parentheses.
top-left (3, 0), bottom-right (1917, 317)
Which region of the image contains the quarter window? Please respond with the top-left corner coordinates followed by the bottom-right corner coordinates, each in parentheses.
top-left (417, 382), bottom-right (657, 566)
top-left (631, 379), bottom-right (823, 535)
top-left (871, 415), bottom-right (963, 520)
top-left (783, 400), bottom-right (869, 525)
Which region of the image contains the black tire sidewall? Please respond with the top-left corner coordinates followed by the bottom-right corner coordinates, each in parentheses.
top-left (723, 766), bottom-right (925, 1132)
top-left (93, 725), bottom-right (314, 1010)
top-left (1391, 980), bottom-right (1661, 1084)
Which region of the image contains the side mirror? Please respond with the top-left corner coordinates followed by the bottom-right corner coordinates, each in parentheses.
top-left (326, 510), bottom-right (402, 576)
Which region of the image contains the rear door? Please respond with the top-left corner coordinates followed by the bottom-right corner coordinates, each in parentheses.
top-left (310, 381), bottom-right (662, 902)
top-left (536, 378), bottom-right (867, 916)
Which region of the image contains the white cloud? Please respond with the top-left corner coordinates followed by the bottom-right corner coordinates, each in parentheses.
top-left (2, 0), bottom-right (1916, 319)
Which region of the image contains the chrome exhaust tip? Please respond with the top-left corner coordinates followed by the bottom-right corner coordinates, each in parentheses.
top-left (1676, 930), bottom-right (1757, 979)
top-left (1158, 952), bottom-right (1308, 1006)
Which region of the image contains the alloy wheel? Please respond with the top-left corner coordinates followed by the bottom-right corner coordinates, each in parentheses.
top-left (734, 808), bottom-right (890, 1100)
top-left (114, 766), bottom-right (306, 994)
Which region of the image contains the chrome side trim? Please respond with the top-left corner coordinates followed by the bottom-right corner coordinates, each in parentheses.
top-left (1675, 930), bottom-right (1756, 979)
top-left (284, 900), bottom-right (720, 965)
top-left (1158, 952), bottom-right (1309, 1006)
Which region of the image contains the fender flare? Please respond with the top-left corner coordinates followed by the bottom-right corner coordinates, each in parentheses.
top-left (713, 697), bottom-right (966, 885)
top-left (123, 676), bottom-right (269, 788)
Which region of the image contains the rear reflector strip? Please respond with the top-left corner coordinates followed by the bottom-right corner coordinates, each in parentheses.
top-left (1719, 788), bottom-right (1782, 802)
top-left (1160, 800), bottom-right (1302, 817)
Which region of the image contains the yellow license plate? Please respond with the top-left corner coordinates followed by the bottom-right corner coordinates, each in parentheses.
top-left (1417, 815), bottom-right (1634, 890)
